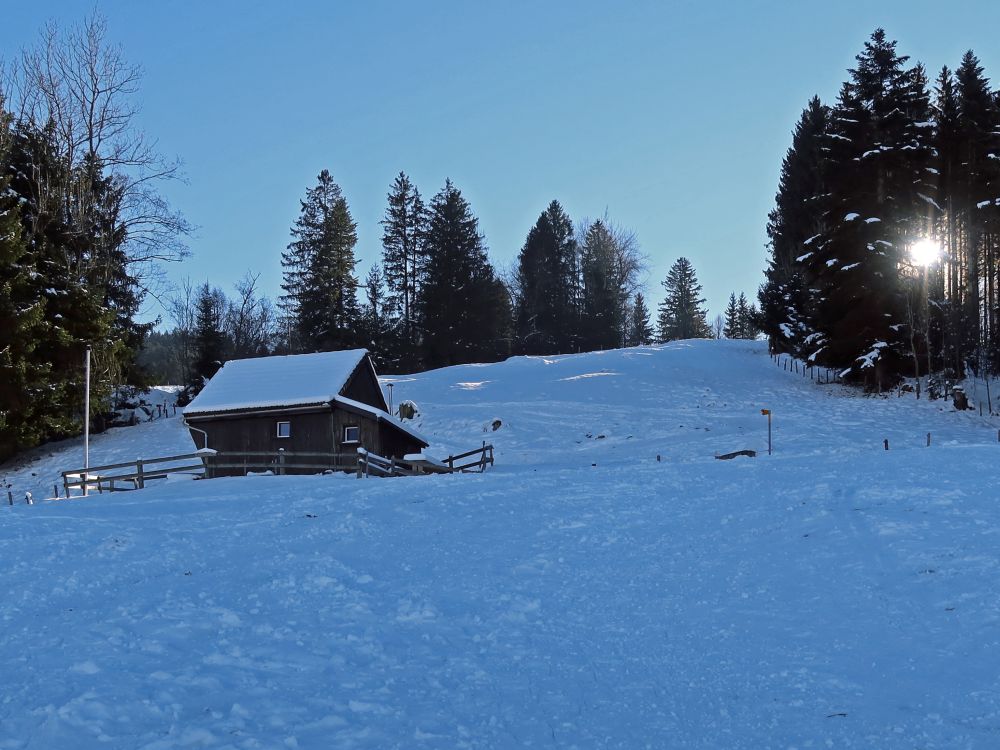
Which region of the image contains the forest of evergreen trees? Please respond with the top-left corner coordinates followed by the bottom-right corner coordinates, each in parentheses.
top-left (167, 175), bottom-right (737, 406)
top-left (761, 29), bottom-right (1000, 391)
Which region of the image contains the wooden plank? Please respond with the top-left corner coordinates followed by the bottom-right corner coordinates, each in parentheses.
top-left (62, 458), bottom-right (138, 476)
top-left (214, 451), bottom-right (349, 458)
top-left (209, 463), bottom-right (354, 472)
top-left (137, 452), bottom-right (206, 466)
top-left (449, 444), bottom-right (493, 462)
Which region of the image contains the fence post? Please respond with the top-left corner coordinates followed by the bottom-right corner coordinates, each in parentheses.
top-left (136, 459), bottom-right (145, 489)
top-left (356, 457), bottom-right (363, 479)
top-left (389, 457), bottom-right (395, 477)
top-left (927, 432), bottom-right (931, 447)
top-left (278, 448), bottom-right (286, 476)
top-left (448, 455), bottom-right (454, 473)
top-left (883, 439), bottom-right (889, 451)
top-left (53, 484), bottom-right (59, 500)
top-left (63, 474), bottom-right (70, 498)
top-left (7, 490), bottom-right (12, 506)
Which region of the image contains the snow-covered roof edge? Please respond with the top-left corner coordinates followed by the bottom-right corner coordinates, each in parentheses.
top-left (184, 349), bottom-right (369, 416)
top-left (334, 395), bottom-right (429, 447)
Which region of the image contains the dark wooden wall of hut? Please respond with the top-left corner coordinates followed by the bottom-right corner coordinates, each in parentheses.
top-left (379, 425), bottom-right (424, 459)
top-left (189, 409), bottom-right (333, 455)
top-left (332, 410), bottom-right (381, 455)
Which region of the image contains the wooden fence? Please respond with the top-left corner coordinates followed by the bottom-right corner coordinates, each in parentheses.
top-left (61, 451), bottom-right (208, 496)
top-left (60, 443), bottom-right (495, 497)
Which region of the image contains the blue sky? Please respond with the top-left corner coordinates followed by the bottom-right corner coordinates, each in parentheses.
top-left (4, 1), bottom-right (1000, 325)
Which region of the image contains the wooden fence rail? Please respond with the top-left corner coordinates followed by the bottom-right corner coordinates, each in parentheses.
top-left (62, 451), bottom-right (210, 496)
top-left (60, 443), bottom-right (495, 497)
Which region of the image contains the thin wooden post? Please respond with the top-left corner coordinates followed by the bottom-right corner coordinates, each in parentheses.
top-left (278, 448), bottom-right (286, 476)
top-left (54, 484), bottom-right (59, 499)
top-left (7, 490), bottom-right (12, 506)
top-left (357, 457), bottom-right (363, 478)
top-left (136, 459), bottom-right (145, 489)
top-left (63, 475), bottom-right (70, 498)
top-left (389, 457), bottom-right (395, 477)
top-left (883, 439), bottom-right (889, 451)
top-left (926, 432), bottom-right (931, 447)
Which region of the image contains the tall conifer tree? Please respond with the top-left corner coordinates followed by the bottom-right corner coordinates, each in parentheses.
top-left (280, 170), bottom-right (360, 352)
top-left (420, 180), bottom-right (510, 367)
top-left (657, 258), bottom-right (711, 342)
top-left (380, 172), bottom-right (426, 360)
top-left (515, 200), bottom-right (578, 354)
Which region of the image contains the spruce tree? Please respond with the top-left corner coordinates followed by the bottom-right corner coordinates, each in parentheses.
top-left (515, 200), bottom-right (578, 354)
top-left (954, 51), bottom-right (1000, 370)
top-left (579, 221), bottom-right (624, 350)
top-left (190, 283), bottom-right (228, 391)
top-left (933, 65), bottom-right (964, 373)
top-left (627, 292), bottom-right (654, 346)
top-left (281, 170), bottom-right (360, 352)
top-left (359, 264), bottom-right (393, 369)
top-left (380, 172), bottom-right (426, 366)
top-left (420, 180), bottom-right (510, 367)
top-left (657, 258), bottom-right (711, 342)
top-left (759, 96), bottom-right (830, 356)
top-left (807, 30), bottom-right (937, 386)
top-left (0, 152), bottom-right (49, 460)
top-left (723, 293), bottom-right (740, 338)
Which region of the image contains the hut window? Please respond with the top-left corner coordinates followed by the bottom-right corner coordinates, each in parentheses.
top-left (276, 421), bottom-right (291, 438)
top-left (342, 425), bottom-right (360, 444)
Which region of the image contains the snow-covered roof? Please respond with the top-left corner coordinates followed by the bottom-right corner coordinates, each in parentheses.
top-left (334, 395), bottom-right (429, 447)
top-left (184, 350), bottom-right (368, 416)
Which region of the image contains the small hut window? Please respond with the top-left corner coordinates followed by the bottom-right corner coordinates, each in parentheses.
top-left (276, 421), bottom-right (291, 438)
top-left (343, 425), bottom-right (360, 444)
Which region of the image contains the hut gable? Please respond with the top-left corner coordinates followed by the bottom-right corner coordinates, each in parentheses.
top-left (340, 355), bottom-right (389, 412)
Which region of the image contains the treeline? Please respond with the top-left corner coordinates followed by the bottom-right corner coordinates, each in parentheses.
top-left (0, 17), bottom-right (188, 461)
top-left (170, 170), bottom-right (744, 400)
top-left (761, 29), bottom-right (1000, 389)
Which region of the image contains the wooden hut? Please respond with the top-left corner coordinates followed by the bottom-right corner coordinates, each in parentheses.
top-left (182, 350), bottom-right (427, 475)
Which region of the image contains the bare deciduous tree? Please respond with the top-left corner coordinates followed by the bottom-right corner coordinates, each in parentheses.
top-left (4, 13), bottom-right (189, 279)
top-left (226, 272), bottom-right (277, 358)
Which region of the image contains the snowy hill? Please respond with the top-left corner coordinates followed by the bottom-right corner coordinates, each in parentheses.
top-left (3, 340), bottom-right (1000, 748)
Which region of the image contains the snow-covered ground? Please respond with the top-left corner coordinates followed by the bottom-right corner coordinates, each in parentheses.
top-left (3, 340), bottom-right (1000, 748)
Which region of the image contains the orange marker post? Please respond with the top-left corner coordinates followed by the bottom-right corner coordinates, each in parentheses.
top-left (760, 409), bottom-right (772, 455)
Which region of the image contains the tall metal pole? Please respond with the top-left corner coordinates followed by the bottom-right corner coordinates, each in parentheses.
top-left (84, 345), bottom-right (91, 497)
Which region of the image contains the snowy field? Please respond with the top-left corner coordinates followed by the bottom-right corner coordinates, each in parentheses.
top-left (3, 340), bottom-right (1000, 748)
